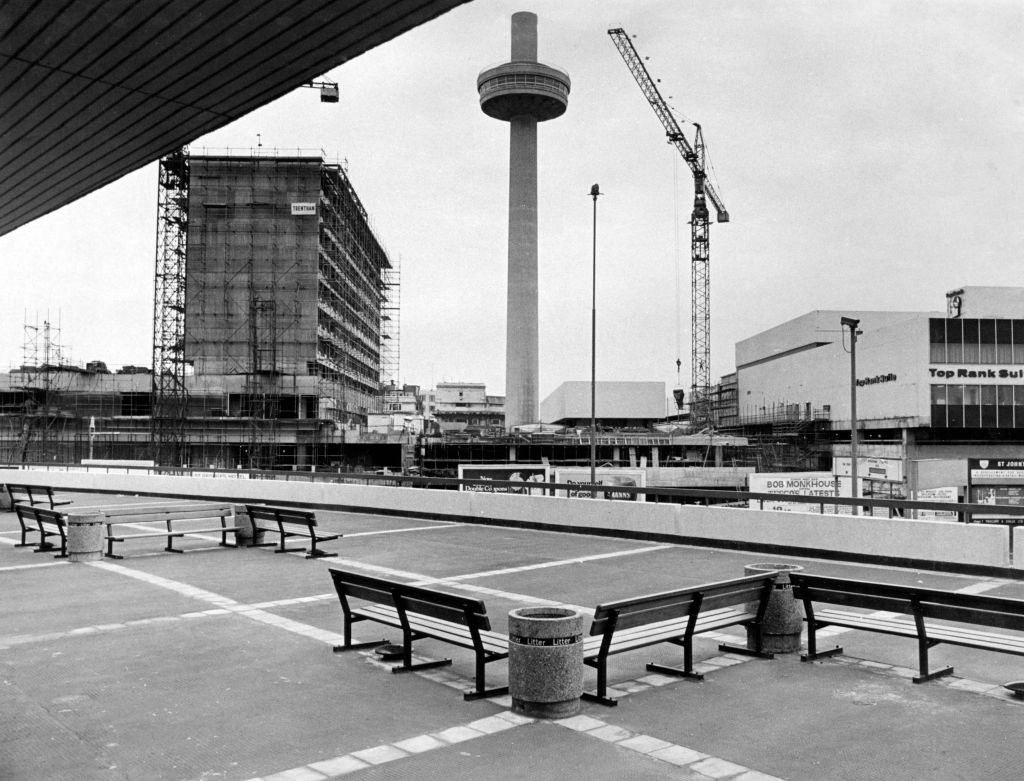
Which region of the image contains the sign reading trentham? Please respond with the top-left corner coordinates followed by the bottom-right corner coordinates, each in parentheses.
top-left (290, 202), bottom-right (317, 215)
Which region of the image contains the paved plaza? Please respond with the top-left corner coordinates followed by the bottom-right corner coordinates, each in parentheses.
top-left (2, 495), bottom-right (1023, 780)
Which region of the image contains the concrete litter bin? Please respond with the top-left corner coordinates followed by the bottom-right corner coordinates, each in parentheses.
top-left (744, 563), bottom-right (804, 654)
top-left (508, 606), bottom-right (585, 718)
top-left (67, 512), bottom-right (104, 562)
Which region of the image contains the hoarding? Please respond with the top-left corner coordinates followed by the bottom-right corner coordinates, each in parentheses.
top-left (552, 467), bottom-right (646, 501)
top-left (748, 472), bottom-right (838, 514)
top-left (833, 456), bottom-right (903, 483)
top-left (966, 459), bottom-right (1024, 523)
top-left (912, 486), bottom-right (958, 521)
top-left (457, 464), bottom-right (549, 494)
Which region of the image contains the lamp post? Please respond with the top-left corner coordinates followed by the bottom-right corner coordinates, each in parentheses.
top-left (841, 317), bottom-right (861, 515)
top-left (590, 184), bottom-right (601, 489)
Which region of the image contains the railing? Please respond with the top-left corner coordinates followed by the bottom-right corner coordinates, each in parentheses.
top-left (7, 461), bottom-right (1023, 524)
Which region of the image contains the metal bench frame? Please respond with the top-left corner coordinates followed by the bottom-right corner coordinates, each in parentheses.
top-left (328, 567), bottom-right (509, 701)
top-left (793, 572), bottom-right (1024, 683)
top-left (246, 504), bottom-right (339, 558)
top-left (582, 572), bottom-right (778, 706)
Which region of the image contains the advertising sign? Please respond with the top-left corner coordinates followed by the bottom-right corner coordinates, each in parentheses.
top-left (290, 202), bottom-right (317, 215)
top-left (913, 486), bottom-right (958, 521)
top-left (833, 457), bottom-right (903, 483)
top-left (967, 459), bottom-right (1024, 523)
top-left (457, 464), bottom-right (549, 494)
top-left (748, 472), bottom-right (838, 514)
top-left (969, 458), bottom-right (1024, 482)
top-left (552, 467), bottom-right (646, 502)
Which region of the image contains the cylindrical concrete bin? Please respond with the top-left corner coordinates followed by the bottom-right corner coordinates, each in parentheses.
top-left (744, 563), bottom-right (805, 654)
top-left (67, 513), bottom-right (105, 562)
top-left (234, 507), bottom-right (259, 547)
top-left (508, 606), bottom-right (585, 719)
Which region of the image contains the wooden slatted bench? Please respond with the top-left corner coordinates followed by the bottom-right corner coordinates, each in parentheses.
top-left (5, 483), bottom-right (72, 512)
top-left (245, 504), bottom-right (339, 558)
top-left (13, 504), bottom-right (68, 557)
top-left (792, 572), bottom-right (1024, 683)
top-left (581, 572), bottom-right (778, 706)
top-left (328, 567), bottom-right (510, 701)
top-left (92, 501), bottom-right (240, 559)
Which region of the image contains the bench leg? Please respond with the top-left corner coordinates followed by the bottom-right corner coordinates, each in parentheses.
top-left (463, 654), bottom-right (509, 701)
top-left (332, 639), bottom-right (390, 652)
top-left (581, 658), bottom-right (618, 706)
top-left (800, 646), bottom-right (843, 662)
top-left (306, 548), bottom-right (337, 559)
top-left (717, 642), bottom-right (774, 660)
top-left (392, 658), bottom-right (452, 674)
top-left (645, 662), bottom-right (704, 681)
top-left (913, 638), bottom-right (952, 683)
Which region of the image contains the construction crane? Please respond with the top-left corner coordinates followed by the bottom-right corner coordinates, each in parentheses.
top-left (608, 28), bottom-right (728, 431)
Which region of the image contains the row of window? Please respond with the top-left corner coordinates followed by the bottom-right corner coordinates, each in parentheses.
top-left (929, 318), bottom-right (1024, 364)
top-left (930, 384), bottom-right (1024, 428)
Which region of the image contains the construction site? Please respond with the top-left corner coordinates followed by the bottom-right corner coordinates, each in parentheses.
top-left (0, 150), bottom-right (402, 471)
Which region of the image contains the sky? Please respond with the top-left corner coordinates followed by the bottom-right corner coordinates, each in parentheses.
top-left (1, 0), bottom-right (1022, 400)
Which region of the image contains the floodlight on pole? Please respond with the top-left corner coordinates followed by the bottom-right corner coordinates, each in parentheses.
top-left (841, 316), bottom-right (861, 515)
top-left (304, 79), bottom-right (339, 103)
top-left (590, 184), bottom-right (602, 490)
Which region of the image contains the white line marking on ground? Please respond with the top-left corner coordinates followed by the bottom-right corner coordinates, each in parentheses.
top-left (0, 560), bottom-right (68, 572)
top-left (410, 544), bottom-right (674, 586)
top-left (342, 523), bottom-right (459, 537)
top-left (954, 579), bottom-right (1009, 595)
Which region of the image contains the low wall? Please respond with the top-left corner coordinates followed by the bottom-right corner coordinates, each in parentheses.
top-left (0, 468), bottom-right (1015, 574)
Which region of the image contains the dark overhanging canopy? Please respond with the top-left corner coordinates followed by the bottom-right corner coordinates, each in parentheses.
top-left (0, 0), bottom-right (469, 237)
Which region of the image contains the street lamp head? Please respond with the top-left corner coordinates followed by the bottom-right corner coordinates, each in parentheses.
top-left (590, 183), bottom-right (601, 198)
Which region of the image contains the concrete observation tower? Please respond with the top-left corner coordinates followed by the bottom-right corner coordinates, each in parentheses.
top-left (478, 12), bottom-right (570, 429)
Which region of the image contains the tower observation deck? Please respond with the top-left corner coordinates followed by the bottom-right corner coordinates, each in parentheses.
top-left (477, 12), bottom-right (570, 430)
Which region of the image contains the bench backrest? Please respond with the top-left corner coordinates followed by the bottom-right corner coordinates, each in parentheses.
top-left (328, 568), bottom-right (491, 631)
top-left (792, 573), bottom-right (1024, 632)
top-left (246, 504), bottom-right (317, 528)
top-left (590, 572), bottom-right (776, 635)
top-left (329, 568), bottom-right (398, 606)
top-left (394, 582), bottom-right (491, 631)
top-left (6, 484), bottom-right (56, 507)
top-left (15, 503), bottom-right (64, 527)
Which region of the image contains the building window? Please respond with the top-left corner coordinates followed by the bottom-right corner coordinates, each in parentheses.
top-left (930, 384), bottom-right (947, 427)
top-left (930, 318), bottom-right (1024, 365)
top-left (931, 383), bottom-right (1024, 428)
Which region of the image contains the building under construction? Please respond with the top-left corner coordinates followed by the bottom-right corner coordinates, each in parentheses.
top-left (0, 152), bottom-right (401, 470)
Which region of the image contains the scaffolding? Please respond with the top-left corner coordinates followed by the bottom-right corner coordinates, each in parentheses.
top-left (150, 147), bottom-right (190, 466)
top-left (0, 150), bottom-right (399, 471)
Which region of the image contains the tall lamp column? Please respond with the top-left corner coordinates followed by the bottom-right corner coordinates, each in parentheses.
top-left (841, 316), bottom-right (861, 515)
top-left (590, 184), bottom-right (601, 488)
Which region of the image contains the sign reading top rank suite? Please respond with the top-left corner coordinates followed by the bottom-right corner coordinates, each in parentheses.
top-left (748, 472), bottom-right (838, 514)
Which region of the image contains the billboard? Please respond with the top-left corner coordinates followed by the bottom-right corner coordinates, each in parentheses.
top-left (913, 486), bottom-right (958, 521)
top-left (967, 458), bottom-right (1024, 524)
top-left (457, 464), bottom-right (550, 494)
top-left (748, 472), bottom-right (838, 514)
top-left (552, 467), bottom-right (646, 502)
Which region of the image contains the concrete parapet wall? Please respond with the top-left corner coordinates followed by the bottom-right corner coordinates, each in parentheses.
top-left (0, 469), bottom-right (1014, 572)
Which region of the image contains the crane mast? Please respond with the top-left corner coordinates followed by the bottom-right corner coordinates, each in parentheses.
top-left (608, 28), bottom-right (728, 430)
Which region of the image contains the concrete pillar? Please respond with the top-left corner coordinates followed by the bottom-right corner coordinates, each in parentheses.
top-left (506, 114), bottom-right (540, 428)
top-left (66, 512), bottom-right (104, 562)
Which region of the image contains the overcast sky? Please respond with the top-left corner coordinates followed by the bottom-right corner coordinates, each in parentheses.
top-left (1, 0), bottom-right (1022, 400)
